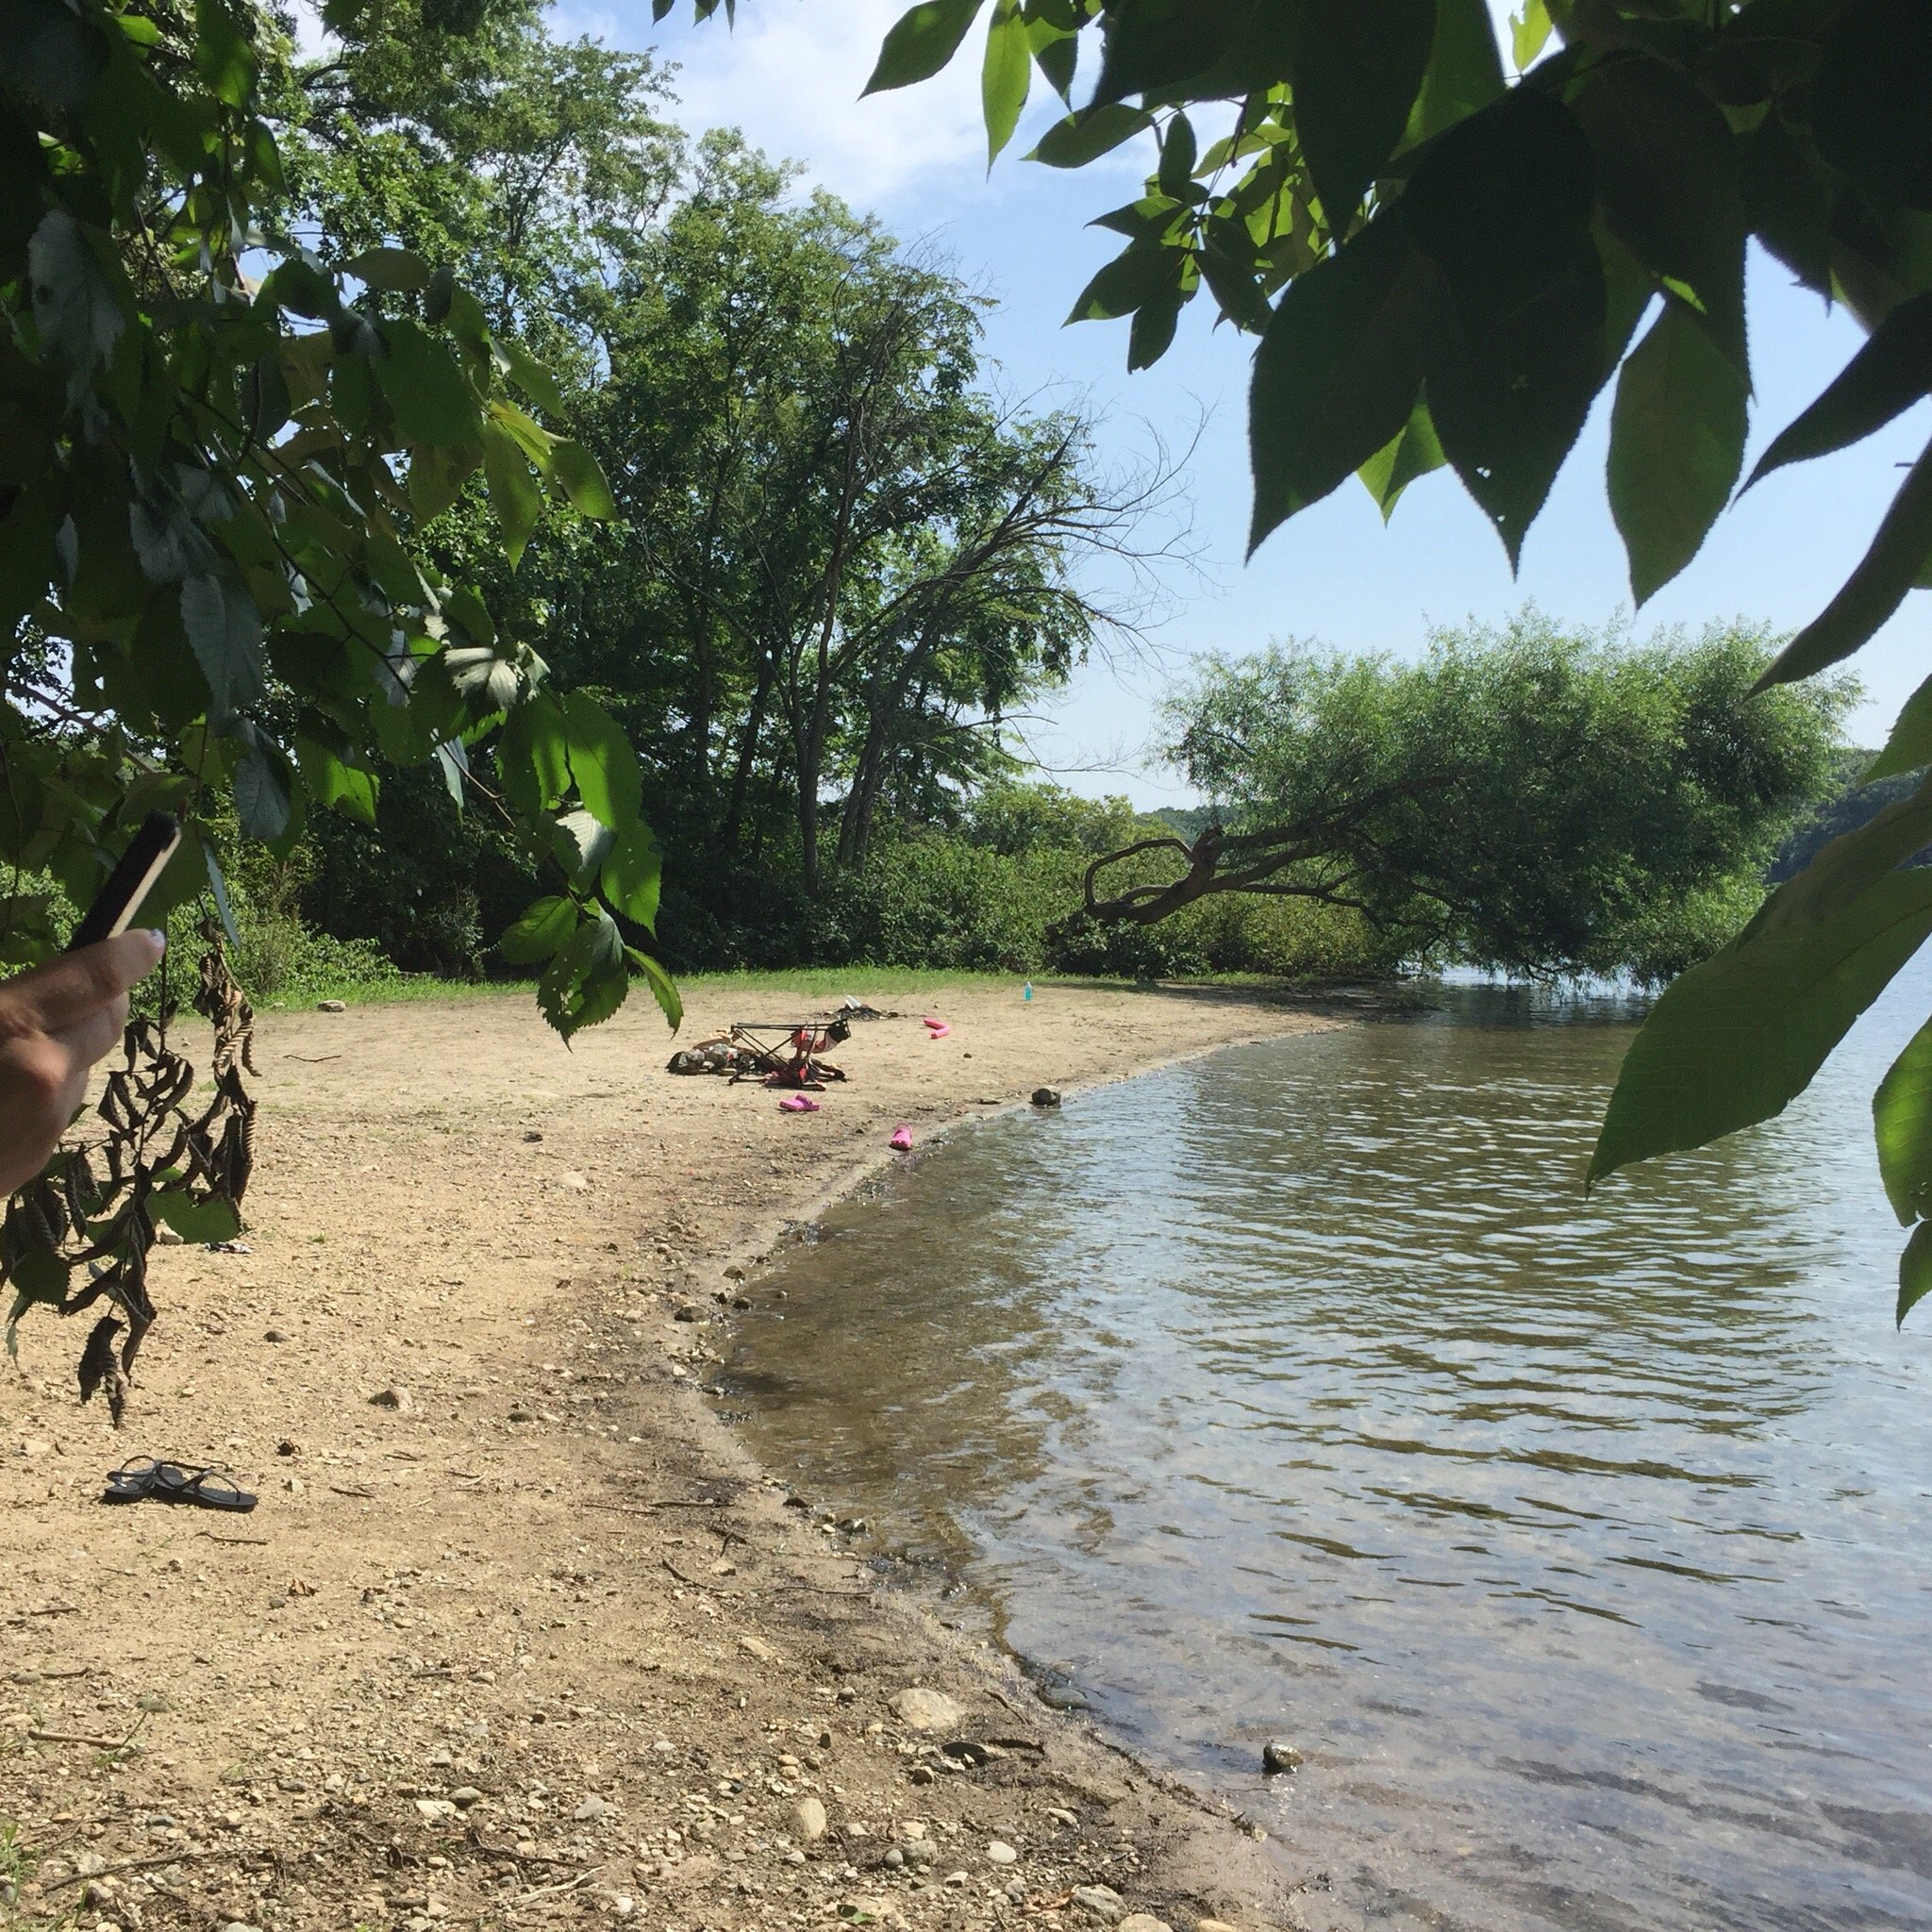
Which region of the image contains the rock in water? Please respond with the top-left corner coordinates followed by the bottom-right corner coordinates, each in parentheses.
top-left (1261, 1739), bottom-right (1302, 1774)
top-left (1031, 1086), bottom-right (1061, 1108)
top-left (889, 1687), bottom-right (965, 1730)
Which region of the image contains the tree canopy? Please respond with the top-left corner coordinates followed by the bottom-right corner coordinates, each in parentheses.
top-left (1081, 618), bottom-right (1847, 985)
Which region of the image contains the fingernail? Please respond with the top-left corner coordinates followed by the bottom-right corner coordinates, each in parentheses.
top-left (145, 929), bottom-right (166, 954)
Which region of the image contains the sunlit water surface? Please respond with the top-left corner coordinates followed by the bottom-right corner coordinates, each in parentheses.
top-left (720, 973), bottom-right (1932, 1932)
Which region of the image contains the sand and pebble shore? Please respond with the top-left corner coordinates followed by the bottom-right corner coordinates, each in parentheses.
top-left (1, 979), bottom-right (1335, 1932)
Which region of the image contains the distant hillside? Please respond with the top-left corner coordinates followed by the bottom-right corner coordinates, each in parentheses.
top-left (1150, 806), bottom-right (1217, 841)
top-left (1769, 752), bottom-right (1921, 882)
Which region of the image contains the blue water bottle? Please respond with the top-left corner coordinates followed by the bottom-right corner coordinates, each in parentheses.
top-left (1023, 980), bottom-right (1033, 1002)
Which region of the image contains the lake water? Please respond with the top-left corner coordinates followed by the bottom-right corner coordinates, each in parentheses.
top-left (720, 974), bottom-right (1932, 1932)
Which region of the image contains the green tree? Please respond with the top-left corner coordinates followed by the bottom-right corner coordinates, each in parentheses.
top-left (710, 0), bottom-right (1932, 1321)
top-left (0, 0), bottom-right (672, 1390)
top-left (1079, 618), bottom-right (1848, 984)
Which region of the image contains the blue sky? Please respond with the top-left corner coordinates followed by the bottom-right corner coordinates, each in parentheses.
top-left (554, 0), bottom-right (1932, 806)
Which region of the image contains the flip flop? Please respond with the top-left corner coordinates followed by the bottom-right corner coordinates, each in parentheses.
top-left (778, 1094), bottom-right (822, 1113)
top-left (102, 1458), bottom-right (258, 1512)
top-left (890, 1124), bottom-right (913, 1151)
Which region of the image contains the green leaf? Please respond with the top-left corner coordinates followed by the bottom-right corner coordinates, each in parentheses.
top-left (563, 691), bottom-right (642, 831)
top-left (500, 336), bottom-right (569, 418)
top-left (1608, 297), bottom-right (1748, 606)
top-left (204, 838), bottom-right (241, 948)
top-left (1400, 89), bottom-right (1607, 564)
top-left (192, 0), bottom-right (253, 108)
top-left (1357, 397), bottom-right (1445, 522)
top-left (1406, 0), bottom-right (1504, 146)
top-left (864, 0), bottom-right (983, 94)
top-left (297, 739), bottom-right (377, 825)
top-left (180, 573), bottom-right (265, 719)
top-left (27, 211), bottom-right (125, 372)
top-left (8, 1244), bottom-right (70, 1308)
top-left (344, 246), bottom-right (430, 291)
top-left (1290, 0), bottom-right (1436, 224)
top-left (1031, 103), bottom-right (1152, 167)
top-left (482, 420), bottom-right (543, 569)
top-left (1875, 1014), bottom-right (1932, 1224)
top-left (1066, 241), bottom-right (1182, 324)
top-left (497, 892), bottom-right (576, 965)
top-left (234, 741), bottom-right (292, 842)
top-left (600, 825), bottom-right (662, 929)
top-left (1745, 291), bottom-right (1932, 492)
top-left (497, 692), bottom-right (572, 819)
top-left (1510, 0), bottom-right (1552, 69)
top-left (1757, 437), bottom-right (1932, 689)
top-left (548, 440), bottom-right (615, 518)
top-left (1809, 0), bottom-right (1932, 215)
top-left (537, 907), bottom-right (627, 1039)
top-left (630, 946), bottom-right (683, 1030)
top-left (375, 318), bottom-right (483, 452)
top-left (1249, 215), bottom-right (1441, 551)
top-left (1898, 1220), bottom-right (1932, 1327)
top-left (1568, 55), bottom-right (1746, 372)
top-left (4, 0), bottom-right (109, 111)
top-left (150, 1189), bottom-right (242, 1243)
top-left (1591, 777), bottom-right (1932, 1186)
top-left (1091, 0), bottom-right (1257, 108)
top-left (1863, 671), bottom-right (1932, 782)
top-left (982, 0), bottom-right (1030, 164)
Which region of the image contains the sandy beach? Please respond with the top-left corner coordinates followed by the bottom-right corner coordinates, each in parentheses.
top-left (1, 979), bottom-right (1336, 1932)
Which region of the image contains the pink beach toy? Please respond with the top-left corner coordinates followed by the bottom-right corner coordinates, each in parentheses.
top-left (924, 1022), bottom-right (950, 1039)
top-left (778, 1094), bottom-right (822, 1113)
top-left (890, 1124), bottom-right (913, 1152)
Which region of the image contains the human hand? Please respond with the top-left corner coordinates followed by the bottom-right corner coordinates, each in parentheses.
top-left (0, 931), bottom-right (167, 1196)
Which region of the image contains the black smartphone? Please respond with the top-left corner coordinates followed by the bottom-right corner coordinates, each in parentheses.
top-left (67, 811), bottom-right (183, 952)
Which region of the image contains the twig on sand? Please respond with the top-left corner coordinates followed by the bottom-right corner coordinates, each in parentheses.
top-left (517, 1870), bottom-right (595, 1904)
top-left (42, 1848), bottom-right (222, 1890)
top-left (330, 1484), bottom-right (375, 1499)
top-left (196, 1530), bottom-right (269, 1546)
top-left (464, 1830), bottom-right (577, 1871)
top-left (581, 1498), bottom-right (724, 1517)
top-left (27, 1718), bottom-right (143, 1751)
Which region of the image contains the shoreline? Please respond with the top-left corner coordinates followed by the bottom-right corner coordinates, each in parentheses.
top-left (1, 979), bottom-right (1340, 1932)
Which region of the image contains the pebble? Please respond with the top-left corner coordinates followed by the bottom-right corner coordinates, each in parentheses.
top-left (1260, 1740), bottom-right (1302, 1774)
top-left (572, 1794), bottom-right (610, 1822)
top-left (942, 1870), bottom-right (969, 1887)
top-left (316, 999), bottom-right (347, 1013)
top-left (450, 1787), bottom-right (483, 1808)
top-left (75, 1853), bottom-right (107, 1876)
top-left (263, 1329), bottom-right (288, 1342)
top-left (414, 1798), bottom-right (456, 1821)
top-left (1120, 1918), bottom-right (1174, 1932)
top-left (369, 1387), bottom-right (414, 1413)
top-left (888, 1687), bottom-right (964, 1731)
top-left (793, 1796), bottom-right (827, 1841)
top-left (900, 1839), bottom-right (935, 1868)
top-left (738, 1633), bottom-right (777, 1663)
top-left (1031, 1087), bottom-right (1061, 1108)
top-left (1072, 1884), bottom-right (1125, 1924)
top-left (987, 1840), bottom-right (1018, 1865)
top-left (1197, 1921), bottom-right (1240, 1932)
top-left (908, 1764), bottom-right (935, 1786)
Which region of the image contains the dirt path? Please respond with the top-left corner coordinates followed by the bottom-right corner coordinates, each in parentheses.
top-left (2, 980), bottom-right (1335, 1932)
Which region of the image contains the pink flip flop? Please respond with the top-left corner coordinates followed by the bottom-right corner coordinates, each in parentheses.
top-left (890, 1124), bottom-right (913, 1152)
top-left (778, 1094), bottom-right (822, 1113)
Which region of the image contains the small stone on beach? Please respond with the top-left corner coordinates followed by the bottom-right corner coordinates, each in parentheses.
top-left (1260, 1740), bottom-right (1302, 1774)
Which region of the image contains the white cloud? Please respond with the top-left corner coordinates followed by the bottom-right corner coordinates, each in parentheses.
top-left (557, 0), bottom-right (990, 210)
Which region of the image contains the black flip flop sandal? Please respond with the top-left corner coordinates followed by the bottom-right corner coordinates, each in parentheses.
top-left (102, 1457), bottom-right (192, 1505)
top-left (101, 1459), bottom-right (257, 1512)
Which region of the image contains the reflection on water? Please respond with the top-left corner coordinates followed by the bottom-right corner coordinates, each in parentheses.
top-left (721, 975), bottom-right (1932, 1932)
